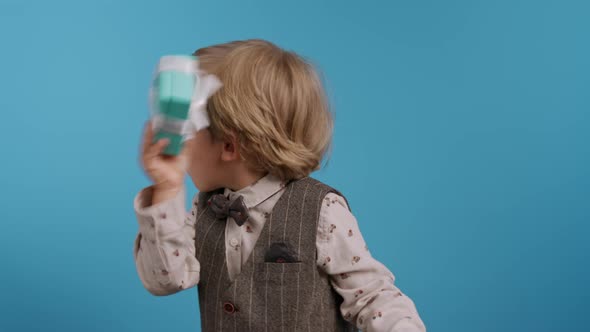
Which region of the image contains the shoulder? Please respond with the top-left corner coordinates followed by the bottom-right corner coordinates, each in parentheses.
top-left (316, 191), bottom-right (358, 246)
top-left (304, 176), bottom-right (352, 213)
top-left (323, 192), bottom-right (350, 210)
top-left (301, 176), bottom-right (348, 198)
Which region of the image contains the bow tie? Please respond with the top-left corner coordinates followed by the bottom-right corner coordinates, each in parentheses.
top-left (207, 193), bottom-right (250, 226)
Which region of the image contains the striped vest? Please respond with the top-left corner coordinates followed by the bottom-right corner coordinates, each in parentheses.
top-left (193, 176), bottom-right (359, 331)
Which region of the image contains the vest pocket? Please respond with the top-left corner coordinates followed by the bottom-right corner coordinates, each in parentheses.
top-left (254, 262), bottom-right (307, 292)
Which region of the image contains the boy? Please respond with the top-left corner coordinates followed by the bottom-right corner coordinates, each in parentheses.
top-left (133, 39), bottom-right (426, 331)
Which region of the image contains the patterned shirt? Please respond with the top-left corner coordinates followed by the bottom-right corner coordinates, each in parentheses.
top-left (133, 172), bottom-right (426, 331)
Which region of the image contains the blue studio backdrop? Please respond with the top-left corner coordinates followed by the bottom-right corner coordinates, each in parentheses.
top-left (1, 0), bottom-right (588, 331)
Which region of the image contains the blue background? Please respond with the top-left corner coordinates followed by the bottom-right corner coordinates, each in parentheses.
top-left (1, 0), bottom-right (588, 331)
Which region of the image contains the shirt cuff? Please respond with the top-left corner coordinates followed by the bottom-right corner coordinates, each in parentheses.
top-left (133, 184), bottom-right (187, 237)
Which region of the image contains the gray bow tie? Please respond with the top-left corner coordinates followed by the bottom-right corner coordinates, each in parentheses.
top-left (207, 193), bottom-right (250, 226)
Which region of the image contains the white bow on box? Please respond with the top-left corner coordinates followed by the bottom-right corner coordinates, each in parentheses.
top-left (148, 55), bottom-right (223, 142)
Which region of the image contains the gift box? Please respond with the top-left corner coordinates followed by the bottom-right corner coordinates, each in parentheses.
top-left (150, 55), bottom-right (198, 156)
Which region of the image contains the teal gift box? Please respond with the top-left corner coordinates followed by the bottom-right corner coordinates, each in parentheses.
top-left (150, 55), bottom-right (198, 156)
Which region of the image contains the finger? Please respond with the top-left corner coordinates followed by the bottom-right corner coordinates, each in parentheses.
top-left (156, 137), bottom-right (170, 155)
top-left (146, 137), bottom-right (169, 160)
top-left (142, 121), bottom-right (154, 155)
top-left (144, 136), bottom-right (160, 161)
top-left (140, 122), bottom-right (152, 166)
top-left (141, 122), bottom-right (150, 156)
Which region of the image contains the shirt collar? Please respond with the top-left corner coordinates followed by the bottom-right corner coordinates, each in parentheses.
top-left (223, 172), bottom-right (286, 209)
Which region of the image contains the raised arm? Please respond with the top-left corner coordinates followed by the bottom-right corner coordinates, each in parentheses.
top-left (133, 184), bottom-right (200, 296)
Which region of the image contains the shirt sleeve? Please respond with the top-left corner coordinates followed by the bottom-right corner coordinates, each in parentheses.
top-left (316, 192), bottom-right (427, 332)
top-left (133, 184), bottom-right (200, 296)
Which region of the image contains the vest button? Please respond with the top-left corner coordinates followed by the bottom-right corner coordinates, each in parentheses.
top-left (223, 301), bottom-right (236, 314)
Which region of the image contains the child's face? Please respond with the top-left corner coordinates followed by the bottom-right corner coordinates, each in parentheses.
top-left (184, 127), bottom-right (269, 194)
top-left (183, 128), bottom-right (225, 192)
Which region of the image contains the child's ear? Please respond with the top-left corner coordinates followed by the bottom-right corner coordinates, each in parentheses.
top-left (220, 131), bottom-right (241, 162)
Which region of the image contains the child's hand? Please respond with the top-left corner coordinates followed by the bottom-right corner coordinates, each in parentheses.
top-left (139, 120), bottom-right (188, 197)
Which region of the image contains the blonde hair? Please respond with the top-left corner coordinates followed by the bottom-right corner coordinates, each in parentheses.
top-left (193, 39), bottom-right (333, 181)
